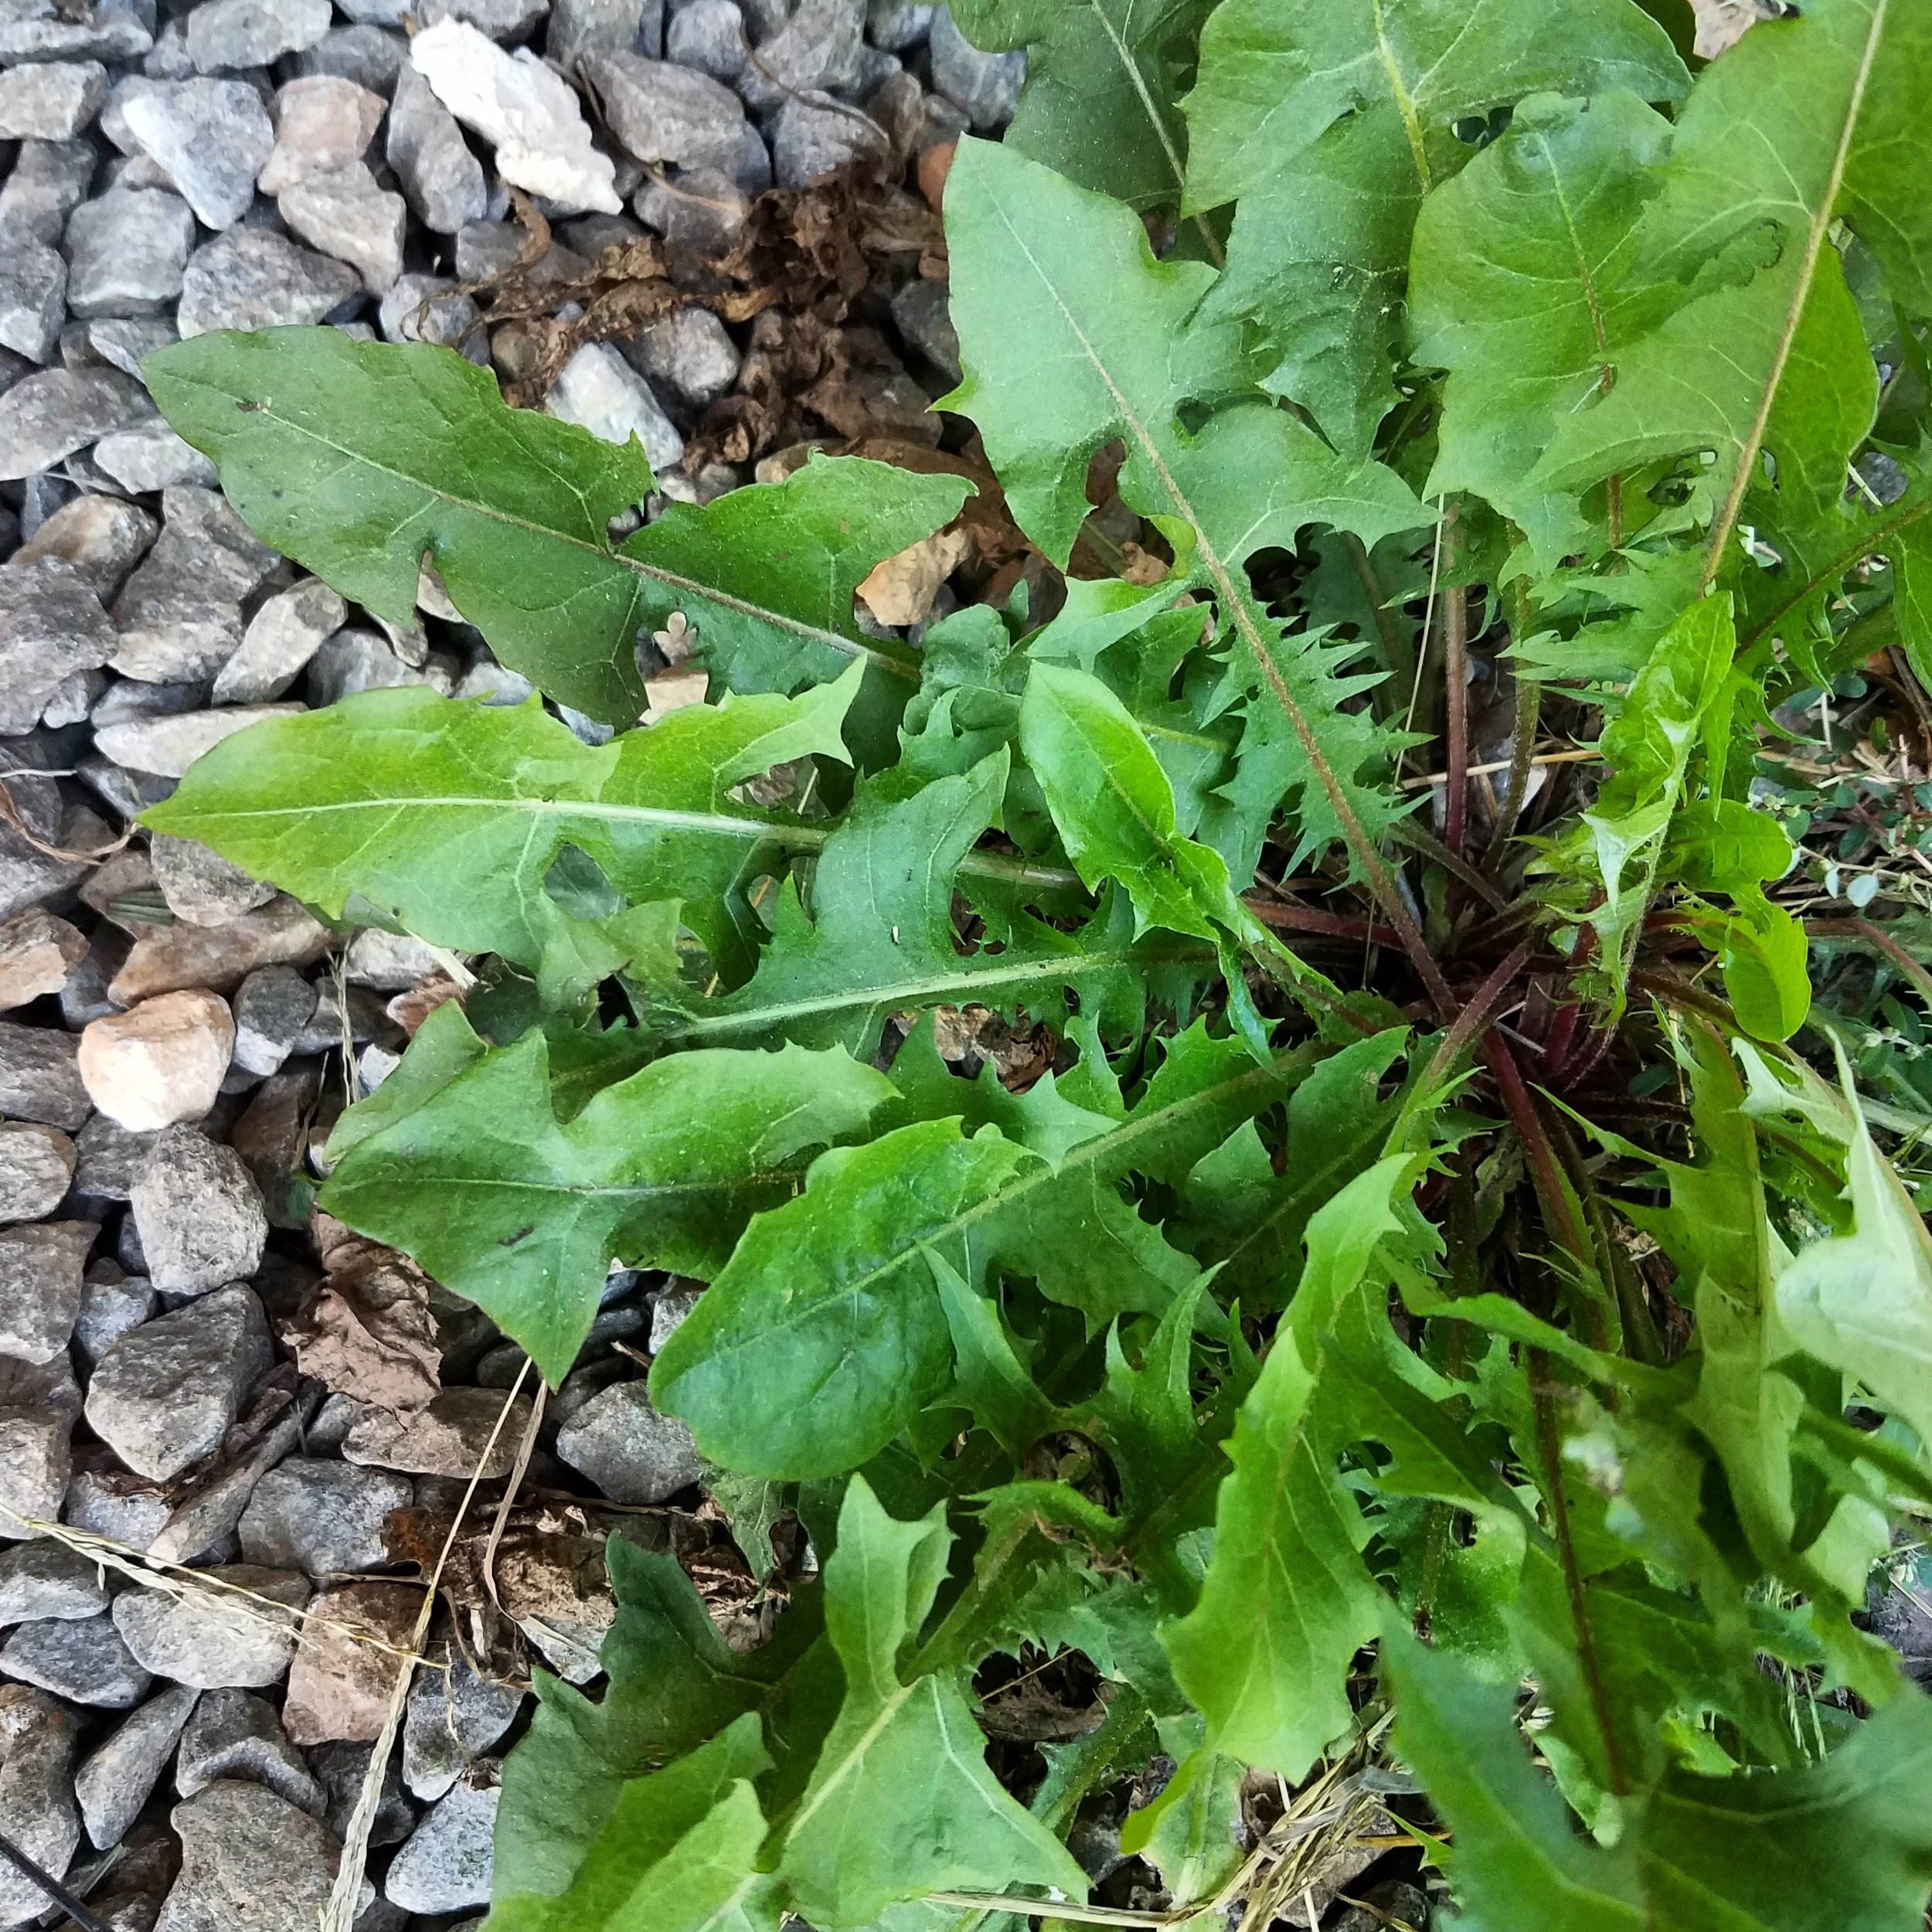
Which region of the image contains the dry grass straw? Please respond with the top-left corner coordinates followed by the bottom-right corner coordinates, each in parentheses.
top-left (319, 1360), bottom-right (534, 1932)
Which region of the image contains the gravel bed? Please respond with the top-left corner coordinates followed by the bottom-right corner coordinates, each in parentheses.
top-left (0, 1), bottom-right (1015, 1923)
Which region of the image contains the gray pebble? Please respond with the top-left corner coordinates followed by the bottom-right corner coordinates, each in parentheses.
top-left (0, 2), bottom-right (151, 63)
top-left (0, 556), bottom-right (118, 734)
top-left (2, 1611), bottom-right (152, 1708)
top-left (229, 965), bottom-right (318, 1077)
top-left (0, 1123), bottom-right (74, 1226)
top-left (293, 23), bottom-right (409, 90)
top-left (176, 1689), bottom-right (325, 1813)
top-left (93, 420), bottom-right (220, 492)
top-left (0, 1686), bottom-right (80, 1928)
top-left (73, 1264), bottom-right (156, 1364)
top-left (185, 0), bottom-right (332, 73)
top-left (420, 0), bottom-right (553, 40)
top-left (0, 138), bottom-right (100, 244)
top-left (0, 1540), bottom-right (104, 1629)
top-left (0, 236), bottom-right (66, 362)
top-left (236, 1456), bottom-right (410, 1577)
top-left (12, 492), bottom-right (157, 599)
top-left (130, 1128), bottom-right (269, 1298)
top-left (666, 0), bottom-right (745, 79)
top-left (549, 0), bottom-right (663, 68)
top-left (88, 314), bottom-right (179, 377)
top-left (307, 627), bottom-right (450, 706)
top-left (177, 223), bottom-right (363, 337)
top-left (213, 577), bottom-right (346, 706)
top-left (385, 1772), bottom-right (498, 1914)
top-left (0, 1355), bottom-right (80, 1537)
top-left (150, 833), bottom-right (276, 929)
top-left (0, 57), bottom-right (107, 139)
top-left (624, 304), bottom-right (740, 407)
top-left (156, 1778), bottom-right (340, 1932)
top-left (554, 1379), bottom-right (702, 1504)
top-left (277, 163), bottom-right (407, 295)
top-left (386, 63), bottom-right (487, 234)
top-left (310, 1738), bottom-right (415, 1846)
top-left (0, 1020), bottom-right (89, 1131)
top-left (114, 1563), bottom-right (309, 1689)
top-left (119, 79), bottom-right (275, 230)
top-left (93, 704), bottom-right (304, 781)
top-left (85, 1284), bottom-right (272, 1483)
top-left (63, 1461), bottom-right (172, 1551)
top-left (110, 483), bottom-right (280, 682)
top-left (0, 365), bottom-right (151, 481)
top-left (378, 274), bottom-right (486, 359)
top-left (634, 162), bottom-right (747, 251)
top-left (586, 49), bottom-right (747, 171)
top-left (65, 188), bottom-right (198, 318)
top-left (891, 273), bottom-right (960, 381)
top-left (927, 6), bottom-right (1024, 128)
top-left (72, 1114), bottom-right (160, 1206)
top-left (739, 0), bottom-right (862, 110)
top-left (771, 88), bottom-right (886, 188)
top-left (545, 340), bottom-right (683, 471)
top-left (403, 1653), bottom-right (523, 1801)
top-left (0, 1219), bottom-right (97, 1366)
top-left (76, 1683), bottom-right (199, 1850)
top-left (867, 0), bottom-right (933, 49)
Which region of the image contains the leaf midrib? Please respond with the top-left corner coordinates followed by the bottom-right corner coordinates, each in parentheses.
top-left (180, 792), bottom-right (1083, 893)
top-left (665, 940), bottom-right (1208, 1042)
top-left (702, 1052), bottom-right (1301, 1364)
top-left (164, 368), bottom-right (921, 683)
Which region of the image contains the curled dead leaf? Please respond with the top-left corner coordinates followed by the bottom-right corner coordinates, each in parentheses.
top-left (855, 524), bottom-right (971, 627)
top-left (283, 1214), bottom-right (442, 1412)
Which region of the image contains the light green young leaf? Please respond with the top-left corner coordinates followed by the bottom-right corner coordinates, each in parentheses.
top-left (1777, 1114), bottom-right (1932, 1455)
top-left (1184, 0), bottom-right (1688, 454)
top-left (143, 673), bottom-right (863, 1000)
top-left (1545, 594), bottom-right (1736, 995)
top-left (1179, 1028), bottom-right (1409, 1307)
top-left (1019, 662), bottom-right (1233, 943)
top-left (485, 1714), bottom-right (780, 1932)
top-left (145, 331), bottom-right (961, 723)
top-left (777, 1479), bottom-right (1089, 1927)
top-left (947, 0), bottom-right (1213, 212)
top-left (944, 138), bottom-right (1423, 876)
top-left (321, 1012), bottom-right (894, 1383)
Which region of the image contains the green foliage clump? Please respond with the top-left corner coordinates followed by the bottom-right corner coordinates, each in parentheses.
top-left (140, 0), bottom-right (1932, 1923)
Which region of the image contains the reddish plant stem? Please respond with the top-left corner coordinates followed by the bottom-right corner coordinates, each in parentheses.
top-left (1481, 1030), bottom-right (1590, 1269)
top-left (1243, 899), bottom-right (1403, 947)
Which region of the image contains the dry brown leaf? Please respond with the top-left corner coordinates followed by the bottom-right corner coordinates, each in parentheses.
top-left (283, 1214), bottom-right (442, 1411)
top-left (643, 667), bottom-right (709, 723)
top-left (855, 524), bottom-right (971, 627)
top-left (386, 970), bottom-right (466, 1037)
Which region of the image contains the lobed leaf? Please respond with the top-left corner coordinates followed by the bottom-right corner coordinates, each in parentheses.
top-left (321, 1008), bottom-right (895, 1383)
